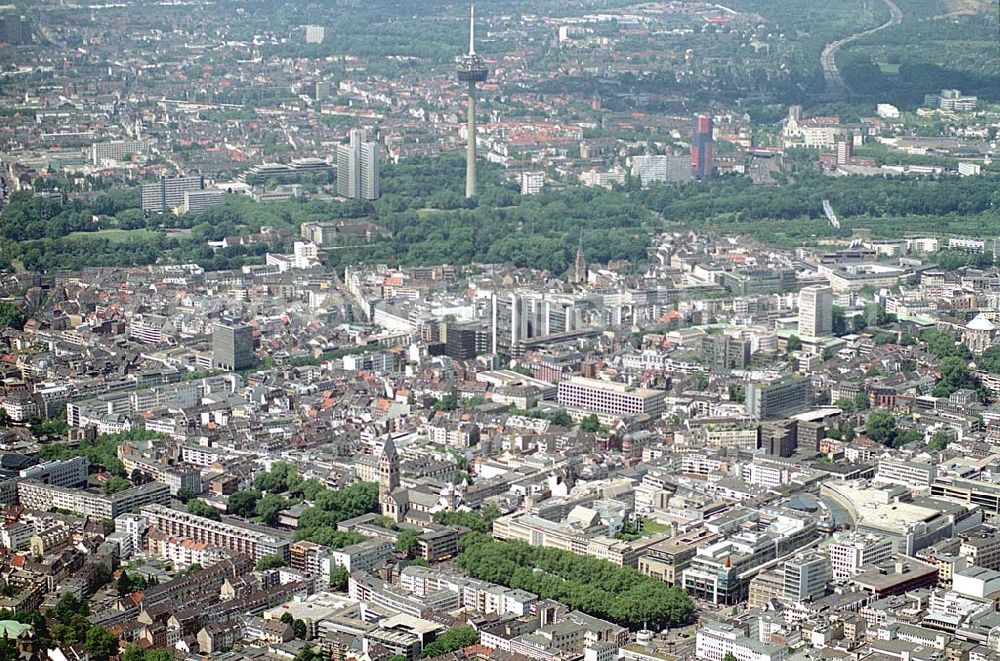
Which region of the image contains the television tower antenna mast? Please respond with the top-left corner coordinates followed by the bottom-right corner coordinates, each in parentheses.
top-left (469, 4), bottom-right (476, 56)
top-left (457, 4), bottom-right (488, 198)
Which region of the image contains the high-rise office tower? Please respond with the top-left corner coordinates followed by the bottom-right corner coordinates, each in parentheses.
top-left (691, 114), bottom-right (714, 179)
top-left (336, 129), bottom-right (380, 200)
top-left (359, 139), bottom-right (379, 200)
top-left (490, 293), bottom-right (579, 354)
top-left (457, 5), bottom-right (488, 198)
top-left (212, 322), bottom-right (255, 371)
top-left (798, 285), bottom-right (834, 339)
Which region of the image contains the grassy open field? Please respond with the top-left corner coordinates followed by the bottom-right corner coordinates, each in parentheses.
top-left (65, 228), bottom-right (160, 243)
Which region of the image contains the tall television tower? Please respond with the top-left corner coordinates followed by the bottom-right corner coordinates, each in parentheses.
top-left (457, 5), bottom-right (488, 198)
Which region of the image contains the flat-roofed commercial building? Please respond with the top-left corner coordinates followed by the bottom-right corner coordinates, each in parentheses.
top-left (19, 457), bottom-right (88, 488)
top-left (827, 531), bottom-right (893, 579)
top-left (696, 620), bottom-right (788, 661)
top-left (638, 528), bottom-right (720, 586)
top-left (875, 458), bottom-right (937, 489)
top-left (682, 508), bottom-right (818, 605)
top-left (557, 376), bottom-right (664, 417)
top-left (960, 533), bottom-right (1000, 570)
top-left (852, 558), bottom-right (939, 597)
top-left (747, 377), bottom-right (813, 420)
top-left (932, 477), bottom-right (1000, 513)
top-left (823, 482), bottom-right (981, 555)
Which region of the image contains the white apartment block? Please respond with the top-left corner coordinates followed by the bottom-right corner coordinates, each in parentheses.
top-left (304, 25), bottom-right (325, 43)
top-left (909, 237), bottom-right (940, 254)
top-left (782, 122), bottom-right (844, 150)
top-left (680, 452), bottom-right (726, 477)
top-left (704, 427), bottom-right (760, 451)
top-left (958, 162), bottom-right (981, 176)
top-left (742, 461), bottom-right (792, 489)
top-left (91, 139), bottom-right (151, 165)
top-left (2, 393), bottom-right (36, 422)
top-left (140, 503), bottom-right (290, 561)
top-left (631, 154), bottom-right (693, 186)
top-left (147, 531), bottom-right (233, 570)
top-left (520, 171), bottom-right (544, 195)
top-left (0, 521), bottom-right (31, 551)
top-left (580, 168), bottom-right (625, 189)
top-left (181, 445), bottom-right (228, 467)
top-left (948, 237), bottom-right (987, 253)
top-left (115, 513), bottom-right (150, 554)
top-left (330, 538), bottom-right (394, 573)
top-left (18, 480), bottom-right (170, 519)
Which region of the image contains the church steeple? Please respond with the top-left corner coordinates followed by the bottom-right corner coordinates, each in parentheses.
top-left (572, 236), bottom-right (587, 285)
top-left (377, 437), bottom-right (402, 521)
top-left (377, 437), bottom-right (400, 492)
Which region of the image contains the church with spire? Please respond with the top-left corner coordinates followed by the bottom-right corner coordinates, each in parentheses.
top-left (377, 436), bottom-right (401, 520)
top-left (376, 436), bottom-right (463, 524)
top-left (572, 238), bottom-right (588, 285)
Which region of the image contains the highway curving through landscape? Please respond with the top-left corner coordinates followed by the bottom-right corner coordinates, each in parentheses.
top-left (820, 0), bottom-right (903, 98)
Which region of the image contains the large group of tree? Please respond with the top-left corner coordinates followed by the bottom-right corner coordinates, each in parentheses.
top-left (3, 153), bottom-right (998, 275)
top-left (837, 1), bottom-right (999, 107)
top-left (915, 328), bottom-right (990, 401)
top-left (456, 533), bottom-right (695, 630)
top-left (38, 428), bottom-right (165, 476)
top-left (431, 504), bottom-right (501, 533)
top-left (0, 594), bottom-right (121, 661)
top-left (206, 461), bottom-right (379, 548)
top-left (723, 0), bottom-right (892, 97)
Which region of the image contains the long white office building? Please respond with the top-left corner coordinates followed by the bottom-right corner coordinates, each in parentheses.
top-left (556, 376), bottom-right (665, 417)
top-left (696, 620), bottom-right (788, 661)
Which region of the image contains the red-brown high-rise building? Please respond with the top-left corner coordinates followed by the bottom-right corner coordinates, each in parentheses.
top-left (692, 114), bottom-right (714, 179)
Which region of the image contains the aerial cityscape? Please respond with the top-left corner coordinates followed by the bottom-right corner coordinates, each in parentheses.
top-left (0, 0), bottom-right (998, 660)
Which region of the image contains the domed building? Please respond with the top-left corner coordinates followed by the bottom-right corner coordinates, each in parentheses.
top-left (963, 313), bottom-right (996, 354)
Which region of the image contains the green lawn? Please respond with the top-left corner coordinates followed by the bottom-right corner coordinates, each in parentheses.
top-left (640, 518), bottom-right (670, 535)
top-left (65, 228), bottom-right (160, 243)
top-left (415, 208), bottom-right (452, 217)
